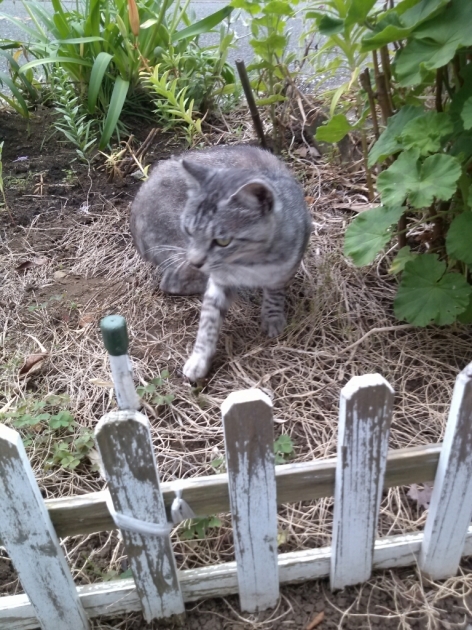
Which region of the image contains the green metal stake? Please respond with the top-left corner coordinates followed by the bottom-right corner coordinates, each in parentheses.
top-left (100, 315), bottom-right (140, 411)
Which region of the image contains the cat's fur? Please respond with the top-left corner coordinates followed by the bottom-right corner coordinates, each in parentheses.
top-left (130, 145), bottom-right (311, 380)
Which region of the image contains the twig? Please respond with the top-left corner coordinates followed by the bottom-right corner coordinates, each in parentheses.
top-left (305, 611), bottom-right (325, 630)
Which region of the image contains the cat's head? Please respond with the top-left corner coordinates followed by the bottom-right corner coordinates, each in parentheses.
top-left (180, 159), bottom-right (279, 274)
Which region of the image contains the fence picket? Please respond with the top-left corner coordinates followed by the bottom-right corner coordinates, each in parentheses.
top-left (330, 374), bottom-right (394, 590)
top-left (95, 410), bottom-right (185, 622)
top-left (419, 362), bottom-right (472, 579)
top-left (222, 389), bottom-right (279, 612)
top-left (0, 424), bottom-right (89, 630)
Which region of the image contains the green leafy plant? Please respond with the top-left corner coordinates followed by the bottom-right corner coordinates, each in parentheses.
top-left (0, 48), bottom-right (40, 117)
top-left (338, 0), bottom-right (472, 327)
top-left (179, 516), bottom-right (222, 540)
top-left (274, 434), bottom-right (294, 464)
top-left (1, 0), bottom-right (233, 148)
top-left (233, 0), bottom-right (302, 148)
top-left (305, 0), bottom-right (376, 117)
top-left (0, 394), bottom-right (95, 469)
top-left (136, 371), bottom-right (174, 406)
top-left (0, 141), bottom-right (13, 222)
top-left (51, 66), bottom-right (97, 161)
top-left (142, 66), bottom-right (203, 145)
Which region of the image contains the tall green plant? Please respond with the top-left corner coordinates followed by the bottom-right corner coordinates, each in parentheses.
top-left (305, 0), bottom-right (376, 116)
top-left (231, 0), bottom-right (301, 147)
top-left (340, 0), bottom-right (472, 326)
top-left (1, 0), bottom-right (233, 148)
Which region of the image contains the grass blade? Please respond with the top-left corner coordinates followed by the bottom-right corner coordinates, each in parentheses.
top-left (99, 76), bottom-right (129, 149)
top-left (172, 6), bottom-right (233, 42)
top-left (0, 71), bottom-right (29, 117)
top-left (88, 52), bottom-right (113, 113)
top-left (19, 57), bottom-right (93, 72)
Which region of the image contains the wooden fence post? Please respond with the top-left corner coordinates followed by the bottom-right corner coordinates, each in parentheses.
top-left (100, 315), bottom-right (140, 411)
top-left (330, 374), bottom-right (394, 590)
top-left (419, 362), bottom-right (472, 579)
top-left (0, 424), bottom-right (89, 630)
top-left (222, 389), bottom-right (279, 612)
top-left (95, 410), bottom-right (185, 622)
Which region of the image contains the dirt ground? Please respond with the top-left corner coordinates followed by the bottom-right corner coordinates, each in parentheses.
top-left (2, 106), bottom-right (472, 629)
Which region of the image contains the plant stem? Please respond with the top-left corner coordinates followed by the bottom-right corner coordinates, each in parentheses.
top-left (435, 68), bottom-right (443, 112)
top-left (397, 214), bottom-right (407, 248)
top-left (359, 69), bottom-right (379, 139)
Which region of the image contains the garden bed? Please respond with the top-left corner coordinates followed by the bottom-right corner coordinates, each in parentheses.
top-left (1, 105), bottom-right (472, 629)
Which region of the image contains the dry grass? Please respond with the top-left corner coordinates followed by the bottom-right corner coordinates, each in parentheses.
top-left (1, 111), bottom-right (472, 626)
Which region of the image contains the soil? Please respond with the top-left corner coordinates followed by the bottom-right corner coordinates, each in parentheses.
top-left (2, 107), bottom-right (472, 630)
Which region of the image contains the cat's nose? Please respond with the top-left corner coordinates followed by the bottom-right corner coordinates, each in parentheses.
top-left (187, 250), bottom-right (206, 269)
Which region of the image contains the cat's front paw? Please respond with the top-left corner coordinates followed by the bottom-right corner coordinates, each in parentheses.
top-left (183, 353), bottom-right (211, 381)
top-left (261, 314), bottom-right (286, 338)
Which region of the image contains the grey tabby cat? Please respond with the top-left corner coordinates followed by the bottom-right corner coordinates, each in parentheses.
top-left (130, 145), bottom-right (311, 381)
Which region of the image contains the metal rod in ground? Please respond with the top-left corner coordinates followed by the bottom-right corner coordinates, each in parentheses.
top-left (100, 315), bottom-right (140, 411)
top-left (235, 59), bottom-right (268, 150)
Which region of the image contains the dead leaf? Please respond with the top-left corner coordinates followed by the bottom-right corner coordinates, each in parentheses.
top-left (305, 196), bottom-right (315, 204)
top-left (89, 378), bottom-right (114, 388)
top-left (277, 529), bottom-right (288, 546)
top-left (305, 611), bottom-right (325, 630)
top-left (295, 146), bottom-right (308, 158)
top-left (87, 449), bottom-right (106, 478)
top-left (79, 313), bottom-right (95, 327)
top-left (53, 270), bottom-right (67, 280)
top-left (16, 257), bottom-right (48, 273)
top-left (407, 483), bottom-right (433, 510)
top-left (19, 353), bottom-right (49, 378)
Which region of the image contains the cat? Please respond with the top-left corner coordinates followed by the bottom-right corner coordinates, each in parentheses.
top-left (130, 144), bottom-right (312, 381)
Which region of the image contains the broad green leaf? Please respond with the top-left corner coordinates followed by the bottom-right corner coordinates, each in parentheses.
top-left (345, 0), bottom-right (377, 27)
top-left (377, 150), bottom-right (461, 208)
top-left (400, 0), bottom-right (448, 28)
top-left (99, 77), bottom-right (129, 149)
top-left (362, 23), bottom-right (411, 52)
top-left (315, 114), bottom-right (353, 143)
top-left (360, 6), bottom-right (444, 53)
top-left (446, 213), bottom-right (472, 265)
top-left (377, 149), bottom-right (419, 207)
top-left (457, 293), bottom-right (472, 324)
top-left (389, 246), bottom-right (418, 274)
top-left (399, 112), bottom-right (453, 156)
top-left (394, 254), bottom-right (471, 326)
top-left (368, 106), bottom-right (422, 166)
top-left (173, 6), bottom-right (233, 41)
top-left (395, 0), bottom-right (472, 86)
top-left (344, 205), bottom-right (405, 266)
top-left (262, 1), bottom-right (293, 16)
top-left (461, 97), bottom-right (472, 131)
top-left (88, 52), bottom-right (113, 113)
top-left (317, 15), bottom-right (344, 36)
top-left (408, 154), bottom-right (462, 208)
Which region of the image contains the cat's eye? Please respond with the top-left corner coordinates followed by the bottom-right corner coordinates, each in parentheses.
top-left (214, 237), bottom-right (232, 247)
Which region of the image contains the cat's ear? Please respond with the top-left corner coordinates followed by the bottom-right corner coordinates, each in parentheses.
top-left (181, 160), bottom-right (213, 187)
top-left (231, 180), bottom-right (274, 214)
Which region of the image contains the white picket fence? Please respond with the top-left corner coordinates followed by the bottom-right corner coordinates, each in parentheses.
top-left (1, 356), bottom-right (472, 629)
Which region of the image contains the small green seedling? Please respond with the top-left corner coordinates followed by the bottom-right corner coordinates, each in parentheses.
top-left (180, 516), bottom-right (222, 540)
top-left (0, 394), bottom-right (95, 470)
top-left (137, 371), bottom-right (174, 406)
top-left (274, 434), bottom-right (295, 465)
